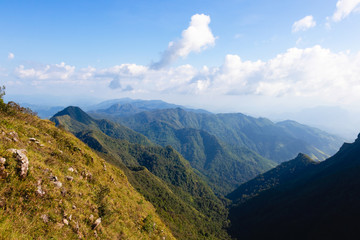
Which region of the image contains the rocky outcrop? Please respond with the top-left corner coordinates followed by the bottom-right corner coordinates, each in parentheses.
top-left (0, 157), bottom-right (7, 179)
top-left (7, 149), bottom-right (29, 178)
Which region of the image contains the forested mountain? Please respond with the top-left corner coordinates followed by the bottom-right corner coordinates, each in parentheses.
top-left (51, 106), bottom-right (230, 239)
top-left (0, 100), bottom-right (175, 239)
top-left (91, 104), bottom-right (342, 163)
top-left (228, 134), bottom-right (360, 239)
top-left (227, 153), bottom-right (318, 203)
top-left (87, 98), bottom-right (209, 118)
top-left (90, 106), bottom-right (276, 195)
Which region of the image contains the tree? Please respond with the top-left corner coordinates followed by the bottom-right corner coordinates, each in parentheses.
top-left (0, 85), bottom-right (5, 99)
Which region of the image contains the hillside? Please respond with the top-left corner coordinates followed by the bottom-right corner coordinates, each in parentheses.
top-left (91, 105), bottom-right (343, 163)
top-left (89, 106), bottom-right (276, 195)
top-left (227, 153), bottom-right (319, 203)
top-left (228, 134), bottom-right (360, 239)
top-left (0, 101), bottom-right (174, 239)
top-left (51, 107), bottom-right (230, 239)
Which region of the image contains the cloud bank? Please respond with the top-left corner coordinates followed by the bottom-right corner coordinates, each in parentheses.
top-left (332, 0), bottom-right (360, 22)
top-left (292, 16), bottom-right (316, 32)
top-left (151, 14), bottom-right (216, 69)
top-left (13, 46), bottom-right (360, 105)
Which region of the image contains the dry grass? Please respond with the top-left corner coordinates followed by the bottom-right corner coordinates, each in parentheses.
top-left (0, 102), bottom-right (175, 239)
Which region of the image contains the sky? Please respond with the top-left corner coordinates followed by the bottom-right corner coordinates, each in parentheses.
top-left (1, 0), bottom-right (360, 135)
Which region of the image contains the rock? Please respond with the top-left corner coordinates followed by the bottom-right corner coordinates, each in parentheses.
top-left (0, 157), bottom-right (7, 179)
top-left (92, 218), bottom-right (101, 230)
top-left (14, 149), bottom-right (29, 178)
top-left (68, 167), bottom-right (74, 172)
top-left (41, 214), bottom-right (49, 223)
top-left (69, 215), bottom-right (72, 221)
top-left (29, 138), bottom-right (37, 142)
top-left (36, 185), bottom-right (46, 196)
top-left (9, 131), bottom-right (19, 142)
top-left (7, 148), bottom-right (17, 154)
top-left (63, 218), bottom-right (69, 225)
top-left (89, 214), bottom-right (94, 221)
top-left (103, 163), bottom-right (107, 171)
top-left (66, 176), bottom-right (74, 181)
top-left (72, 205), bottom-right (77, 209)
top-left (53, 181), bottom-right (62, 188)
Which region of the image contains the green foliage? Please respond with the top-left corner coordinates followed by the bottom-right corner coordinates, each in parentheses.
top-left (0, 101), bottom-right (175, 240)
top-left (227, 153), bottom-right (318, 204)
top-left (107, 107), bottom-right (342, 163)
top-left (228, 137), bottom-right (360, 239)
top-left (52, 107), bottom-right (231, 239)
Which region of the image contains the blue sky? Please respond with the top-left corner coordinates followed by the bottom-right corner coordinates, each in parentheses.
top-left (1, 0), bottom-right (360, 119)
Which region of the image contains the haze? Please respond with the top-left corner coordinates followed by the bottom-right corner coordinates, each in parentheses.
top-left (1, 0), bottom-right (360, 139)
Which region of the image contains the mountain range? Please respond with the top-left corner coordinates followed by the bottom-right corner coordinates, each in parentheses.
top-left (228, 134), bottom-right (360, 239)
top-left (88, 101), bottom-right (343, 194)
top-left (51, 106), bottom-right (230, 239)
top-left (2, 96), bottom-right (355, 240)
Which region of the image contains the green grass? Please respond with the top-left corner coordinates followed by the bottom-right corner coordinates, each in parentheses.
top-left (0, 101), bottom-right (175, 240)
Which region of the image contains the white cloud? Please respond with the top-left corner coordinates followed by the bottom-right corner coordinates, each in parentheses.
top-left (292, 16), bottom-right (316, 32)
top-left (151, 14), bottom-right (216, 69)
top-left (12, 46), bottom-right (360, 105)
top-left (8, 52), bottom-right (15, 60)
top-left (15, 62), bottom-right (76, 80)
top-left (332, 0), bottom-right (360, 22)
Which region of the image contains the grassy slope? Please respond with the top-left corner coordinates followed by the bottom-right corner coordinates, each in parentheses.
top-left (0, 102), bottom-right (175, 240)
top-left (51, 107), bottom-right (230, 239)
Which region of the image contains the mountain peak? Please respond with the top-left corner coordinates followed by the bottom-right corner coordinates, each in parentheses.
top-left (52, 106), bottom-right (94, 125)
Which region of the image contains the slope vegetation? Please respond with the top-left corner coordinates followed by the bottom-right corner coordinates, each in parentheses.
top-left (228, 134), bottom-right (360, 239)
top-left (0, 102), bottom-right (174, 239)
top-left (51, 107), bottom-right (230, 239)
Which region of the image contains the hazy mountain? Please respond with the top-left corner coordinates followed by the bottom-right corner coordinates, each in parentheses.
top-left (272, 106), bottom-right (360, 140)
top-left (90, 106), bottom-right (276, 195)
top-left (51, 106), bottom-right (230, 239)
top-left (228, 135), bottom-right (360, 239)
top-left (0, 100), bottom-right (175, 239)
top-left (20, 103), bottom-right (64, 119)
top-left (93, 106), bottom-right (343, 163)
top-left (87, 98), bottom-right (210, 116)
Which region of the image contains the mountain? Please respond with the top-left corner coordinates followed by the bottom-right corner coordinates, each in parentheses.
top-left (228, 134), bottom-right (360, 239)
top-left (226, 153), bottom-right (319, 203)
top-left (51, 107), bottom-right (230, 239)
top-left (0, 101), bottom-right (174, 239)
top-left (91, 107), bottom-right (276, 195)
top-left (271, 106), bottom-right (360, 140)
top-left (87, 98), bottom-right (210, 118)
top-left (20, 103), bottom-right (64, 119)
top-left (52, 106), bottom-right (152, 146)
top-left (93, 106), bottom-right (343, 163)
top-left (88, 105), bottom-right (343, 194)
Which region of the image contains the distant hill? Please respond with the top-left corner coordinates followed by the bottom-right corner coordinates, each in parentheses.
top-left (90, 107), bottom-right (277, 195)
top-left (228, 134), bottom-right (360, 239)
top-left (0, 101), bottom-right (174, 239)
top-left (92, 107), bottom-right (343, 163)
top-left (20, 103), bottom-right (64, 119)
top-left (88, 98), bottom-right (210, 118)
top-left (51, 106), bottom-right (230, 239)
